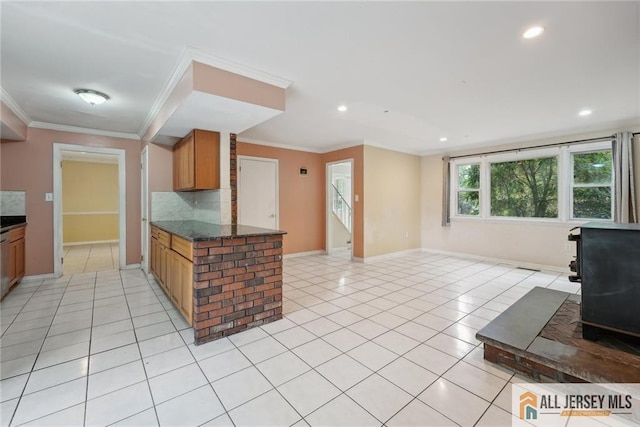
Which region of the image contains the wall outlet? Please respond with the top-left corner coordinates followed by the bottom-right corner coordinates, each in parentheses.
top-left (564, 242), bottom-right (573, 252)
top-left (45, 193), bottom-right (53, 201)
top-left (405, 232), bottom-right (409, 238)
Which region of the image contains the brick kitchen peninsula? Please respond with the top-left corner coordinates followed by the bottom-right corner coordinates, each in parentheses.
top-left (149, 221), bottom-right (286, 345)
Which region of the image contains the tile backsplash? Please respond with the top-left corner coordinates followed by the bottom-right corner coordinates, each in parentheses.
top-left (151, 191), bottom-right (221, 224)
top-left (0, 191), bottom-right (26, 216)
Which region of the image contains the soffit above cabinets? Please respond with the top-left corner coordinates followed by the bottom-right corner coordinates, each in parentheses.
top-left (147, 61), bottom-right (287, 145)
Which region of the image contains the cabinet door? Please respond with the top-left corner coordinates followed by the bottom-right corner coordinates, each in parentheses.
top-left (181, 133), bottom-right (195, 189)
top-left (172, 134), bottom-right (195, 191)
top-left (8, 241), bottom-right (17, 285)
top-left (150, 237), bottom-right (158, 277)
top-left (169, 251), bottom-right (180, 305)
top-left (177, 254), bottom-right (193, 325)
top-left (172, 143), bottom-right (180, 190)
top-left (16, 239), bottom-right (25, 280)
top-left (162, 245), bottom-right (171, 289)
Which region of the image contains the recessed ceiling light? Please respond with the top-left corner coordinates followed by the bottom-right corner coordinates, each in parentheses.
top-left (579, 109), bottom-right (592, 116)
top-left (81, 152), bottom-right (87, 154)
top-left (337, 105), bottom-right (347, 112)
top-left (440, 137), bottom-right (448, 142)
top-left (74, 89), bottom-right (110, 105)
top-left (523, 26), bottom-right (544, 39)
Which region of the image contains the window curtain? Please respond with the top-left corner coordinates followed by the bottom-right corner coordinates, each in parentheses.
top-left (441, 156), bottom-right (450, 226)
top-left (613, 132), bottom-right (637, 223)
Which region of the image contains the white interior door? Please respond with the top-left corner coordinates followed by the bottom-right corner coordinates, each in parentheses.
top-left (141, 146), bottom-right (149, 272)
top-left (238, 157), bottom-right (278, 229)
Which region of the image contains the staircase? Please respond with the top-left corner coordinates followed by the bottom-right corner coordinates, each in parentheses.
top-left (331, 183), bottom-right (352, 234)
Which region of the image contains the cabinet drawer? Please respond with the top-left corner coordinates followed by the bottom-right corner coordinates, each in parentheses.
top-left (151, 226), bottom-right (159, 239)
top-left (9, 226), bottom-right (25, 242)
top-left (171, 235), bottom-right (193, 261)
top-left (157, 229), bottom-right (171, 247)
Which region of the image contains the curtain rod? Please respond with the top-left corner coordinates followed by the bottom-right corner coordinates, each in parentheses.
top-left (445, 135), bottom-right (615, 161)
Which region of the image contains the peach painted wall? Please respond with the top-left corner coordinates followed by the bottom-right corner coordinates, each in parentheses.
top-left (148, 142), bottom-right (174, 192)
top-left (322, 146), bottom-right (365, 259)
top-left (237, 142), bottom-right (324, 255)
top-left (0, 128), bottom-right (141, 275)
top-left (193, 62), bottom-right (285, 111)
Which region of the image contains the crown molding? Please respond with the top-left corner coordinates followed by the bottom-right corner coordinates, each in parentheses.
top-left (137, 46), bottom-right (194, 139)
top-left (0, 88), bottom-right (32, 126)
top-left (30, 121), bottom-right (140, 140)
top-left (238, 137), bottom-right (323, 153)
top-left (188, 47), bottom-right (292, 89)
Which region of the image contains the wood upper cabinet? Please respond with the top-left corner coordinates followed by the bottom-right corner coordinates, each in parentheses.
top-left (173, 129), bottom-right (220, 191)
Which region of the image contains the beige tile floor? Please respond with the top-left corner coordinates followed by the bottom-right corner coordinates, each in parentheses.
top-left (63, 243), bottom-right (119, 275)
top-left (0, 252), bottom-right (579, 426)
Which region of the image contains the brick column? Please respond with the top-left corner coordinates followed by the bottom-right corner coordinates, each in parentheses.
top-left (230, 134), bottom-right (238, 225)
top-left (192, 233), bottom-right (283, 344)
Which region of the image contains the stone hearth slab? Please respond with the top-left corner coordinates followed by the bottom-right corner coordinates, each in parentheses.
top-left (476, 287), bottom-right (569, 351)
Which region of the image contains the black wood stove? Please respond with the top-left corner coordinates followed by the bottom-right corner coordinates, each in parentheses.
top-left (568, 222), bottom-right (640, 341)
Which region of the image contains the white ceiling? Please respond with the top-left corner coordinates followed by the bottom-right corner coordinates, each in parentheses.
top-left (1, 2), bottom-right (638, 154)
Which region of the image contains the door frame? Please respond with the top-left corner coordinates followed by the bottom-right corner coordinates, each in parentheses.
top-left (237, 155), bottom-right (279, 229)
top-left (141, 145), bottom-right (149, 273)
top-left (53, 143), bottom-right (127, 277)
top-left (326, 159), bottom-right (354, 257)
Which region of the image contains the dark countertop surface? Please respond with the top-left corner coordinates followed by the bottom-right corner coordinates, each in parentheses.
top-left (151, 220), bottom-right (286, 241)
top-left (1, 216), bottom-right (27, 233)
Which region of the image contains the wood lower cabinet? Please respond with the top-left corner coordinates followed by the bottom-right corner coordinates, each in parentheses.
top-left (172, 129), bottom-right (220, 191)
top-left (8, 226), bottom-right (26, 287)
top-left (150, 226), bottom-right (193, 326)
top-left (171, 250), bottom-right (193, 322)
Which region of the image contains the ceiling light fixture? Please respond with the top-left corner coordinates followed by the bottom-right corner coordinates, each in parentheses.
top-left (337, 105), bottom-right (347, 112)
top-left (579, 109), bottom-right (592, 116)
top-left (523, 26), bottom-right (544, 39)
top-left (74, 89), bottom-right (110, 105)
top-left (440, 137), bottom-right (448, 142)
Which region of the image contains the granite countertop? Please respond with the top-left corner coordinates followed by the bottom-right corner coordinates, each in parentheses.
top-left (151, 220), bottom-right (286, 241)
top-left (1, 216), bottom-right (27, 233)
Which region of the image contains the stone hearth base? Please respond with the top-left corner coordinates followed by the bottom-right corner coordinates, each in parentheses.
top-left (476, 287), bottom-right (640, 383)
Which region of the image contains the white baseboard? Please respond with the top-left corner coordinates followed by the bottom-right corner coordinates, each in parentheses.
top-left (421, 248), bottom-right (570, 274)
top-left (21, 273), bottom-right (58, 282)
top-left (122, 263), bottom-right (141, 270)
top-left (64, 240), bottom-right (119, 246)
top-left (283, 250), bottom-right (326, 259)
top-left (358, 248), bottom-right (422, 263)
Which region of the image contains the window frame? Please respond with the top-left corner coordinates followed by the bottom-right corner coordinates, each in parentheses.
top-left (453, 162), bottom-right (481, 217)
top-left (449, 141), bottom-right (614, 225)
top-left (567, 142), bottom-right (615, 221)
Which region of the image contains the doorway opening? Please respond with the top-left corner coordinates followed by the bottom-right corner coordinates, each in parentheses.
top-left (53, 144), bottom-right (126, 277)
top-left (326, 160), bottom-right (353, 259)
top-left (237, 156), bottom-right (279, 229)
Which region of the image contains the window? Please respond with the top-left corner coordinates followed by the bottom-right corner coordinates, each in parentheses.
top-left (456, 164), bottom-right (480, 215)
top-left (571, 150), bottom-right (613, 219)
top-left (490, 157), bottom-right (558, 218)
top-left (450, 142), bottom-right (613, 223)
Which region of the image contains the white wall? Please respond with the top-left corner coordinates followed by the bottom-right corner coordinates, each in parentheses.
top-left (421, 129), bottom-right (640, 270)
